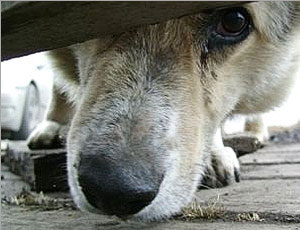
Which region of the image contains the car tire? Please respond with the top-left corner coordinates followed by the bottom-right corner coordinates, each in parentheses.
top-left (13, 83), bottom-right (41, 140)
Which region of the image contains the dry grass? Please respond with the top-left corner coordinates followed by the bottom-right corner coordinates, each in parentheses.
top-left (2, 190), bottom-right (75, 211)
top-left (8, 191), bottom-right (51, 206)
top-left (181, 195), bottom-right (226, 220)
top-left (181, 194), bottom-right (264, 223)
top-left (236, 212), bottom-right (262, 222)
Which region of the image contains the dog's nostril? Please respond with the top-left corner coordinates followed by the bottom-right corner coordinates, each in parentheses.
top-left (128, 200), bottom-right (150, 211)
top-left (113, 191), bottom-right (156, 216)
top-left (81, 183), bottom-right (157, 216)
top-left (78, 155), bottom-right (162, 216)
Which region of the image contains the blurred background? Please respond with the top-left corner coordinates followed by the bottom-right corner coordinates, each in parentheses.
top-left (1, 52), bottom-right (300, 141)
top-left (1, 53), bottom-right (53, 140)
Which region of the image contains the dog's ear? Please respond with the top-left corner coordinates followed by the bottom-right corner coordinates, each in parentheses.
top-left (246, 2), bottom-right (300, 42)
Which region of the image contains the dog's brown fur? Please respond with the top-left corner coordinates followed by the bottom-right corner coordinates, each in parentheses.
top-left (28, 2), bottom-right (300, 220)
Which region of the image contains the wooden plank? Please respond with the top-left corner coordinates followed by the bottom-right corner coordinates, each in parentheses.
top-left (2, 135), bottom-right (259, 192)
top-left (1, 1), bottom-right (248, 61)
top-left (196, 179), bottom-right (300, 216)
top-left (3, 141), bottom-right (68, 192)
top-left (241, 164), bottom-right (300, 180)
top-left (1, 165), bottom-right (31, 200)
top-left (240, 145), bottom-right (300, 166)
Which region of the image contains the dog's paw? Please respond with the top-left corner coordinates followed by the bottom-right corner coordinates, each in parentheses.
top-left (223, 134), bottom-right (263, 158)
top-left (27, 120), bottom-right (65, 149)
top-left (200, 147), bottom-right (240, 189)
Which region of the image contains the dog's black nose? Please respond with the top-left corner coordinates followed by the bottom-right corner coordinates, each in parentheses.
top-left (78, 155), bottom-right (161, 216)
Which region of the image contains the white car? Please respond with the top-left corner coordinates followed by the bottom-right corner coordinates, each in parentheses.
top-left (1, 53), bottom-right (53, 140)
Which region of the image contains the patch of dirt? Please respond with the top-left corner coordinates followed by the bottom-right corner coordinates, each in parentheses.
top-left (1, 189), bottom-right (76, 211)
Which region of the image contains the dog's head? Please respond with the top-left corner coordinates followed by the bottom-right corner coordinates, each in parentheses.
top-left (67, 2), bottom-right (300, 220)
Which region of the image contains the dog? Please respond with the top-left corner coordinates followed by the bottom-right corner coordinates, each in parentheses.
top-left (28, 2), bottom-right (300, 221)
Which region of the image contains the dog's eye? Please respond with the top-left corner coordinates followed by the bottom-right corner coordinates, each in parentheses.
top-left (206, 8), bottom-right (252, 51)
top-left (217, 8), bottom-right (250, 37)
